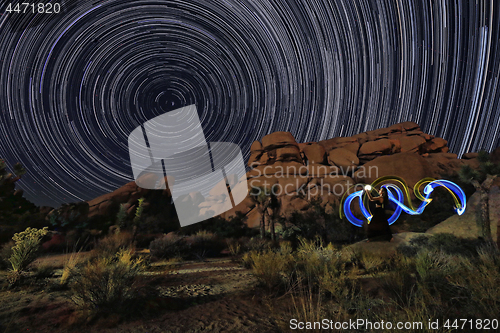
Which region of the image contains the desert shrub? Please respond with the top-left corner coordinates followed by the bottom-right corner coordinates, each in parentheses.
top-left (48, 203), bottom-right (91, 232)
top-left (283, 199), bottom-right (362, 245)
top-left (70, 249), bottom-right (145, 313)
top-left (92, 231), bottom-right (134, 258)
top-left (244, 237), bottom-right (275, 252)
top-left (274, 240), bottom-right (384, 330)
top-left (445, 244), bottom-right (500, 318)
top-left (134, 232), bottom-right (163, 249)
top-left (180, 213), bottom-right (257, 238)
top-left (85, 214), bottom-right (114, 234)
top-left (186, 230), bottom-right (226, 259)
top-left (226, 238), bottom-right (242, 256)
top-left (116, 203), bottom-right (127, 228)
top-left (241, 251), bottom-right (253, 269)
top-left (60, 251), bottom-right (81, 286)
top-left (250, 249), bottom-right (293, 291)
top-left (248, 236), bottom-right (350, 293)
top-left (288, 237), bottom-right (343, 287)
top-left (274, 233), bottom-right (500, 330)
top-left (353, 251), bottom-right (390, 274)
top-left (34, 264), bottom-right (55, 279)
top-left (279, 240), bottom-right (293, 255)
top-left (380, 244), bottom-right (500, 320)
top-left (8, 227), bottom-right (48, 272)
top-left (397, 233), bottom-right (488, 259)
top-left (380, 253), bottom-right (418, 308)
top-left (136, 216), bottom-right (164, 235)
top-left (0, 240), bottom-right (14, 269)
top-left (64, 229), bottom-right (94, 252)
top-left (149, 233), bottom-right (188, 259)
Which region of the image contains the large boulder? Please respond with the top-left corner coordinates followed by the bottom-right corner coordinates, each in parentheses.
top-left (424, 153), bottom-right (464, 177)
top-left (280, 194), bottom-right (310, 218)
top-left (302, 143), bottom-right (326, 164)
top-left (318, 136), bottom-right (358, 152)
top-left (327, 148), bottom-right (359, 171)
top-left (369, 121), bottom-right (420, 138)
top-left (81, 121), bottom-right (490, 234)
top-left (261, 131), bottom-right (297, 151)
top-left (426, 184), bottom-right (498, 243)
top-left (353, 153), bottom-right (435, 189)
top-left (491, 146), bottom-right (500, 164)
top-left (316, 175), bottom-right (355, 198)
top-left (87, 181), bottom-right (140, 217)
top-left (358, 139), bottom-right (394, 161)
top-left (306, 164), bottom-right (340, 178)
top-left (420, 138), bottom-right (449, 154)
top-left (462, 152), bottom-right (479, 160)
top-left (398, 135), bottom-right (427, 153)
top-left (276, 146), bottom-right (303, 163)
top-left (341, 232), bottom-right (429, 259)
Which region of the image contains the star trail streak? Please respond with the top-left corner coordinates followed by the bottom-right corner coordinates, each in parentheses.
top-left (0, 0), bottom-right (499, 207)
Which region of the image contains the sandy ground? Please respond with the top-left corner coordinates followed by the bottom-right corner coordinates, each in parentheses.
top-left (0, 255), bottom-right (285, 333)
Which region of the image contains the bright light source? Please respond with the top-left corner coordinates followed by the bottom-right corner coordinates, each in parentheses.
top-left (364, 185), bottom-right (372, 191)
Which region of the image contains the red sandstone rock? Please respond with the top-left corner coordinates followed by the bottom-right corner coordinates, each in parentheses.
top-left (399, 135), bottom-right (426, 153)
top-left (261, 131), bottom-right (297, 151)
top-left (420, 137), bottom-right (448, 153)
top-left (462, 152), bottom-right (479, 159)
top-left (276, 146), bottom-right (303, 163)
top-left (302, 143), bottom-right (326, 164)
top-left (80, 121), bottom-right (490, 233)
top-left (490, 147), bottom-right (500, 164)
top-left (353, 153), bottom-right (435, 188)
top-left (327, 148), bottom-right (359, 170)
top-left (359, 139), bottom-right (394, 157)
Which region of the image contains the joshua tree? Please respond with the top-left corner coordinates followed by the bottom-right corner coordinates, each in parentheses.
top-left (131, 198), bottom-right (145, 239)
top-left (268, 188), bottom-right (281, 241)
top-left (249, 185), bottom-right (280, 240)
top-left (116, 203), bottom-right (128, 228)
top-left (459, 150), bottom-right (500, 244)
top-left (0, 159), bottom-right (26, 200)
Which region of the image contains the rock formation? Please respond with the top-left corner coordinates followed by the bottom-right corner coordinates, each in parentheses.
top-left (69, 121), bottom-right (483, 231)
top-left (426, 177), bottom-right (500, 242)
top-left (223, 121), bottom-right (480, 227)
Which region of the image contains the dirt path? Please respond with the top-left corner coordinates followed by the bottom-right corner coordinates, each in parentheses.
top-left (0, 257), bottom-right (284, 333)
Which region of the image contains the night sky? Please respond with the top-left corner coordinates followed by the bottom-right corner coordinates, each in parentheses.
top-left (0, 0), bottom-right (499, 208)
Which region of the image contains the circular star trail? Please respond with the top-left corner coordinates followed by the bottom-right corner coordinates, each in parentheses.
top-left (0, 0), bottom-right (499, 207)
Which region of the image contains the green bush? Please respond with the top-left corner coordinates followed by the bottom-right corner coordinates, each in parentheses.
top-left (250, 249), bottom-right (293, 291)
top-left (397, 233), bottom-right (488, 258)
top-left (0, 240), bottom-right (14, 269)
top-left (283, 198), bottom-right (363, 245)
top-left (291, 237), bottom-right (344, 288)
top-left (92, 231), bottom-right (134, 258)
top-left (70, 249), bottom-right (144, 313)
top-left (186, 230), bottom-right (226, 259)
top-left (243, 237), bottom-right (275, 252)
top-left (445, 244), bottom-right (500, 318)
top-left (149, 233), bottom-right (188, 259)
top-left (270, 229), bottom-right (500, 329)
top-left (8, 227), bottom-right (48, 272)
top-left (226, 238), bottom-right (242, 256)
top-left (180, 213), bottom-right (257, 238)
